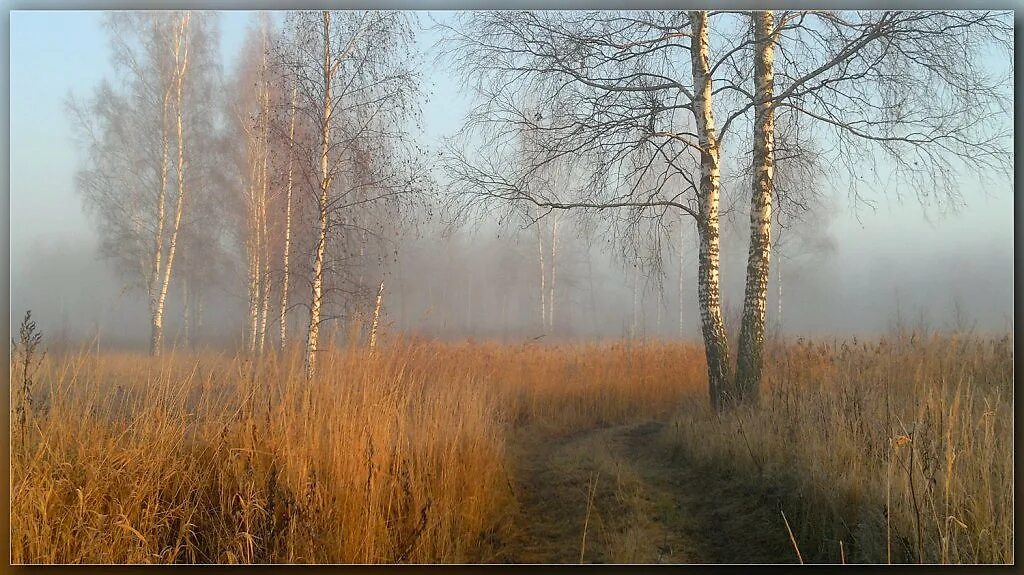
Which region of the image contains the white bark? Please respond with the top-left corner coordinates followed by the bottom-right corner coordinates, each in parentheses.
top-left (369, 280), bottom-right (384, 354)
top-left (736, 10), bottom-right (776, 403)
top-left (246, 151), bottom-right (260, 354)
top-left (152, 12), bottom-right (191, 358)
top-left (257, 37), bottom-right (271, 355)
top-left (149, 30), bottom-right (175, 357)
top-left (690, 10), bottom-right (731, 410)
top-left (247, 133), bottom-right (260, 353)
top-left (280, 85), bottom-right (297, 349)
top-left (240, 22), bottom-right (274, 356)
top-left (305, 10), bottom-right (333, 379)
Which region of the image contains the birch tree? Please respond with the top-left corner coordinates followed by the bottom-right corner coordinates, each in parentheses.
top-left (279, 85), bottom-right (298, 349)
top-left (280, 10), bottom-right (426, 378)
top-left (152, 12), bottom-right (192, 356)
top-left (687, 10), bottom-right (732, 408)
top-left (237, 18), bottom-right (278, 355)
top-left (69, 11), bottom-right (219, 356)
top-left (734, 11), bottom-right (775, 403)
top-left (440, 10), bottom-right (743, 407)
top-left (443, 9), bottom-right (1012, 408)
top-left (727, 10), bottom-right (1013, 402)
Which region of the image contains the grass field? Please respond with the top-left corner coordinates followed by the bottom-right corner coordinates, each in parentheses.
top-left (9, 332), bottom-right (1013, 563)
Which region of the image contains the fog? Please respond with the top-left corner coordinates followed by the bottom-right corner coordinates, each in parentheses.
top-left (9, 11), bottom-right (1013, 352)
top-left (11, 192), bottom-right (1013, 352)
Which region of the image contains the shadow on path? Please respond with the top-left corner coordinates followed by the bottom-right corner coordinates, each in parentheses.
top-left (501, 421), bottom-right (797, 564)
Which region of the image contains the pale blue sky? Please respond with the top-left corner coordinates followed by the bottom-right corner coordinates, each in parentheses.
top-left (9, 10), bottom-right (1014, 336)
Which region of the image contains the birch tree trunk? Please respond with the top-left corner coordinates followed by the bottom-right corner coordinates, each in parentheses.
top-left (153, 12), bottom-right (191, 358)
top-left (689, 10), bottom-right (732, 411)
top-left (245, 121), bottom-right (261, 354)
top-left (305, 10), bottom-right (332, 379)
top-left (258, 207), bottom-right (271, 354)
top-left (257, 46), bottom-right (271, 355)
top-left (369, 280), bottom-right (384, 354)
top-left (150, 58), bottom-right (174, 356)
top-left (280, 85), bottom-right (297, 349)
top-left (735, 10), bottom-right (775, 405)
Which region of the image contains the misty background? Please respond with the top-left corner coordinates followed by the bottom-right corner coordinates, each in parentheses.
top-left (10, 11), bottom-right (1013, 351)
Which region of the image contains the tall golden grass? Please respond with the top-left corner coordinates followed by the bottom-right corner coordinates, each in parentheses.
top-left (10, 333), bottom-right (1012, 563)
top-left (10, 339), bottom-right (700, 563)
top-left (664, 331), bottom-right (1013, 563)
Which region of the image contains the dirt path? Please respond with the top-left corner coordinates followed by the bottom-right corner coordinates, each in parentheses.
top-left (500, 421), bottom-right (796, 564)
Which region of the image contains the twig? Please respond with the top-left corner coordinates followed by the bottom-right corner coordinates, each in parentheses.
top-left (781, 509), bottom-right (804, 564)
top-left (580, 472), bottom-right (599, 564)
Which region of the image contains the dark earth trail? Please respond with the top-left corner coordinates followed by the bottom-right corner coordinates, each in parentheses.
top-left (498, 421), bottom-right (797, 564)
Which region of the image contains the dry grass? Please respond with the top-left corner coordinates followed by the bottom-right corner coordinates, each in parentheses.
top-left (10, 333), bottom-right (1012, 564)
top-left (663, 331), bottom-right (1014, 564)
top-left (11, 344), bottom-right (510, 563)
top-left (414, 340), bottom-right (706, 434)
top-left (10, 339), bottom-right (700, 564)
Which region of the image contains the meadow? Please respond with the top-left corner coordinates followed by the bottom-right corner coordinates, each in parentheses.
top-left (9, 330), bottom-right (1013, 563)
